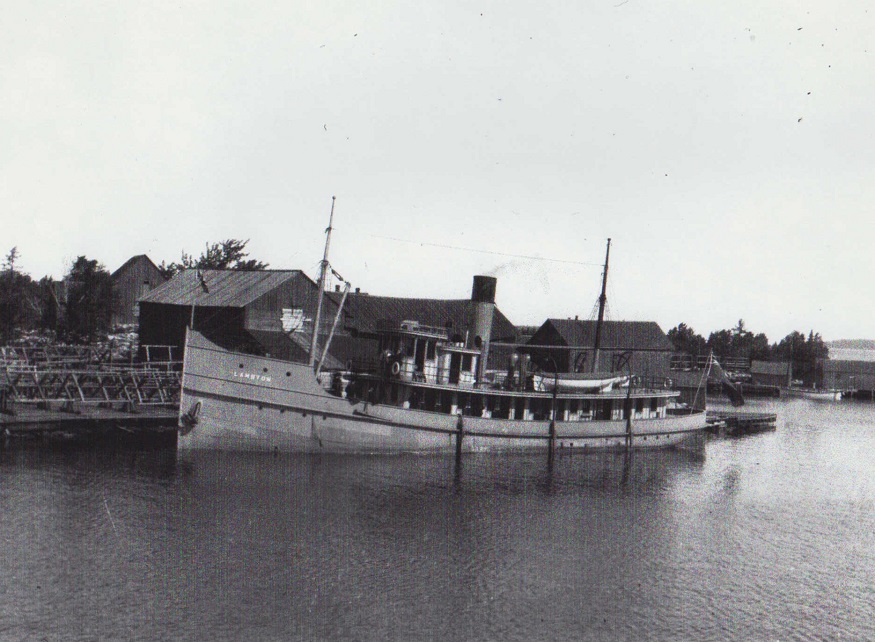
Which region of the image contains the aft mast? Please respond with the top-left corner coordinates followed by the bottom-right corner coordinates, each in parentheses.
top-left (309, 196), bottom-right (336, 367)
top-left (591, 238), bottom-right (611, 374)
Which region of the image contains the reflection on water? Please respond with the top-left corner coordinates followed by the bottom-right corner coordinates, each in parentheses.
top-left (2, 399), bottom-right (874, 641)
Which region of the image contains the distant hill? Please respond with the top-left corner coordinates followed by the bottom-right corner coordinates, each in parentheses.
top-left (828, 339), bottom-right (875, 350)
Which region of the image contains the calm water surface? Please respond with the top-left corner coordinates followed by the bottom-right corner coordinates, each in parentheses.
top-left (1, 399), bottom-right (874, 641)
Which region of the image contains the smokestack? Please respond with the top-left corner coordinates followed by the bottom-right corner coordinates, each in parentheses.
top-left (469, 275), bottom-right (497, 385)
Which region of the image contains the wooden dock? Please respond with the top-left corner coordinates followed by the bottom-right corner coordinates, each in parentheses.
top-left (1, 404), bottom-right (178, 445)
top-left (1, 356), bottom-right (182, 446)
top-left (706, 410), bottom-right (777, 437)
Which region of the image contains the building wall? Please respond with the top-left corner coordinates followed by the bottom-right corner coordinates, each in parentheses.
top-left (245, 274), bottom-right (335, 335)
top-left (750, 361), bottom-right (792, 388)
top-left (112, 257), bottom-right (166, 326)
top-left (525, 325), bottom-right (671, 380)
top-left (823, 360), bottom-right (875, 391)
top-left (138, 303), bottom-right (247, 359)
top-left (138, 274), bottom-right (334, 362)
top-left (750, 373), bottom-right (787, 388)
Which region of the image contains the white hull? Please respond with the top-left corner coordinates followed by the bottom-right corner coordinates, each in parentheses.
top-left (784, 388), bottom-right (842, 401)
top-left (178, 331), bottom-right (707, 454)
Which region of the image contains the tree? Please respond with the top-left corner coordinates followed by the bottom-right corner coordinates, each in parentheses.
top-left (774, 330), bottom-right (827, 385)
top-left (0, 247), bottom-right (41, 342)
top-left (749, 333), bottom-right (772, 361)
top-left (38, 276), bottom-right (61, 333)
top-left (0, 247), bottom-right (24, 342)
top-left (706, 329), bottom-right (734, 359)
top-left (703, 319), bottom-right (772, 362)
top-left (3, 247), bottom-right (19, 272)
top-left (61, 256), bottom-right (115, 342)
top-left (774, 331), bottom-right (806, 363)
top-left (159, 239), bottom-right (268, 278)
top-left (667, 323), bottom-right (707, 356)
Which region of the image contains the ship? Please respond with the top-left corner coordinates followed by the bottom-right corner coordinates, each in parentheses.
top-left (783, 386), bottom-right (843, 401)
top-left (177, 204), bottom-right (709, 454)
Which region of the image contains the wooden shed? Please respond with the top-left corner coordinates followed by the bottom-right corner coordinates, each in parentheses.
top-left (111, 255), bottom-right (167, 326)
top-left (750, 360), bottom-right (792, 388)
top-left (138, 269), bottom-right (339, 364)
top-left (524, 319), bottom-right (674, 380)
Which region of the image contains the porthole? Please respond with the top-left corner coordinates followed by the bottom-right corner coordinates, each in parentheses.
top-left (239, 363), bottom-right (245, 368)
top-left (263, 367), bottom-right (268, 373)
top-left (286, 372), bottom-right (291, 377)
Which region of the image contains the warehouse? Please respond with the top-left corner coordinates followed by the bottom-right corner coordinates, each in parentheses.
top-left (524, 319), bottom-right (674, 380)
top-left (138, 269), bottom-right (337, 364)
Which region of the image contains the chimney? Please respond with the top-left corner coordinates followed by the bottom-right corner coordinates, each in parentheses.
top-left (468, 275), bottom-right (497, 384)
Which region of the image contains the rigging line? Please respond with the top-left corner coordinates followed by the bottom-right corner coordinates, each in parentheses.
top-left (366, 234), bottom-right (602, 267)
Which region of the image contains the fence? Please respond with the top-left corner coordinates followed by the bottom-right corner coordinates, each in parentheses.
top-left (670, 354), bottom-right (751, 372)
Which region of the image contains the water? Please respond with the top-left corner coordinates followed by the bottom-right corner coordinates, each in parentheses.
top-left (2, 399), bottom-right (874, 641)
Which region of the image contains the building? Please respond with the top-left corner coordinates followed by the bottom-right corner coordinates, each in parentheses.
top-left (138, 269), bottom-right (337, 364)
top-left (111, 255), bottom-right (167, 326)
top-left (750, 360), bottom-right (792, 388)
top-left (138, 271), bottom-right (518, 369)
top-left (330, 279), bottom-right (519, 370)
top-left (823, 359), bottom-right (875, 393)
top-left (524, 319), bottom-right (674, 380)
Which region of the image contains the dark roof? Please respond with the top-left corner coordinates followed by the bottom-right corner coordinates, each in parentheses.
top-left (750, 360), bottom-right (791, 376)
top-left (111, 254), bottom-right (164, 280)
top-left (338, 293), bottom-right (518, 341)
top-left (140, 269), bottom-right (308, 307)
top-left (323, 333), bottom-right (378, 368)
top-left (532, 319), bottom-right (673, 351)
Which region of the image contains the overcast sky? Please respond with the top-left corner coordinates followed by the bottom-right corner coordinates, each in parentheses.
top-left (3, 1), bottom-right (873, 342)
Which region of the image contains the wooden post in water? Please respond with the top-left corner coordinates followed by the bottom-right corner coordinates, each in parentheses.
top-left (455, 412), bottom-right (464, 463)
top-left (548, 365), bottom-right (558, 467)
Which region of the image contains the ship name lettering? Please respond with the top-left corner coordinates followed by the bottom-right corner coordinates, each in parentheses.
top-left (233, 371), bottom-right (272, 383)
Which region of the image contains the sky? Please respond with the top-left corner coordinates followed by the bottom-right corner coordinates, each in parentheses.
top-left (3, 1), bottom-right (874, 342)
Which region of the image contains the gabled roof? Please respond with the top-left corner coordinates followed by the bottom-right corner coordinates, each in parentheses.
top-left (532, 319), bottom-right (673, 351)
top-left (111, 254), bottom-right (164, 280)
top-left (339, 293), bottom-right (518, 341)
top-left (140, 269), bottom-right (309, 308)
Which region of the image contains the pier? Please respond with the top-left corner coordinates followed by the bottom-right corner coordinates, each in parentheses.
top-left (1, 404), bottom-right (178, 445)
top-left (1, 356), bottom-right (181, 445)
top-left (706, 410), bottom-right (777, 437)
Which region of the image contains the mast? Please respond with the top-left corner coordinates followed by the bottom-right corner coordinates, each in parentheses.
top-left (591, 238), bottom-right (611, 374)
top-left (309, 196), bottom-right (336, 367)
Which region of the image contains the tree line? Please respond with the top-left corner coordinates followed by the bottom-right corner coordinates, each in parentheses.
top-left (667, 319), bottom-right (829, 381)
top-left (1, 241), bottom-right (834, 380)
top-left (0, 241), bottom-right (266, 344)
